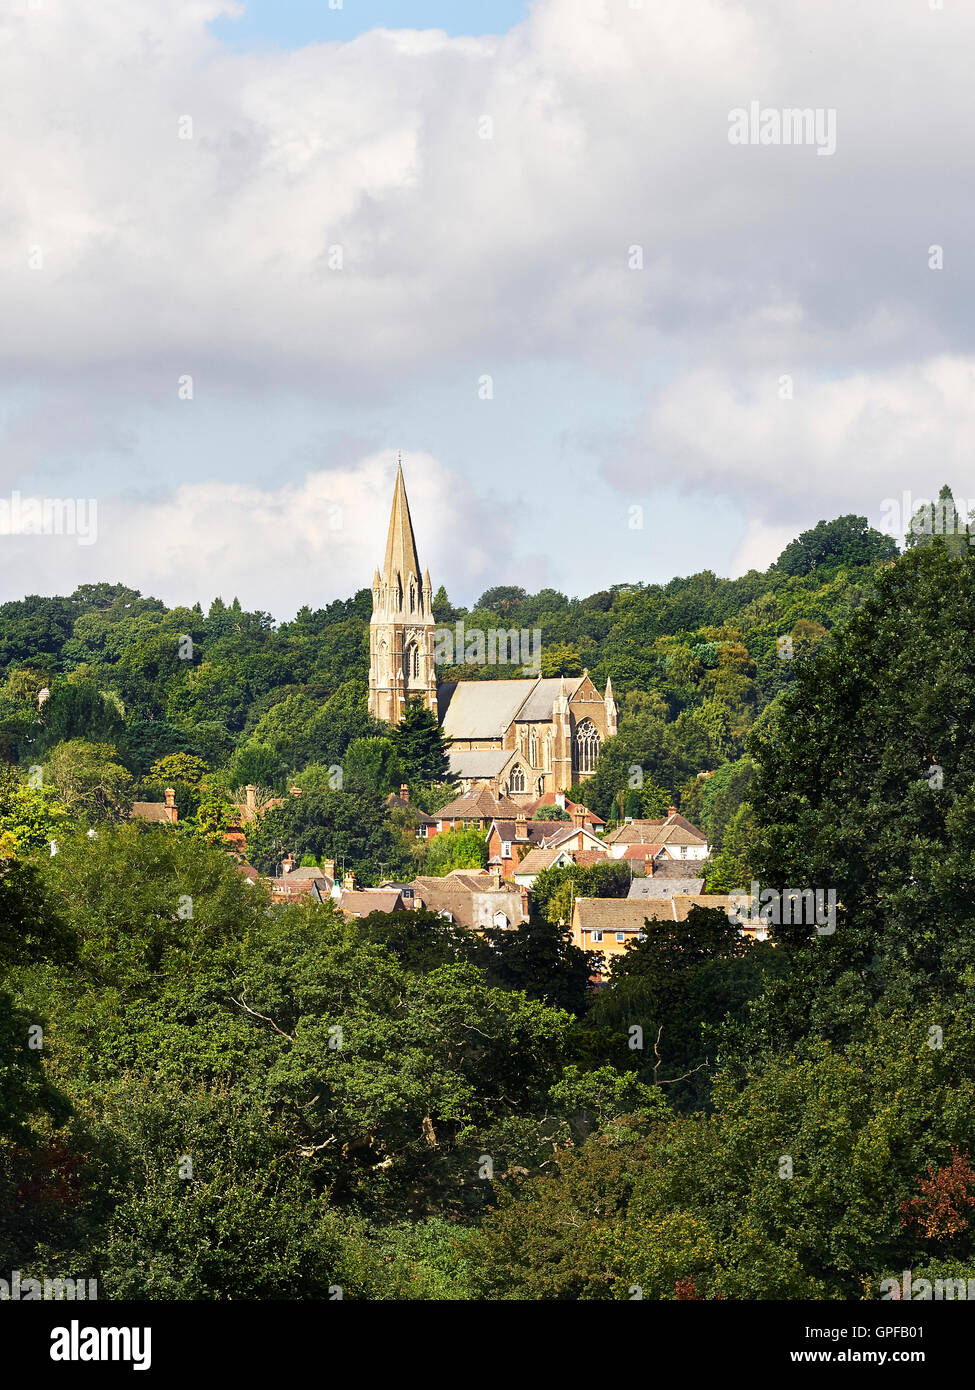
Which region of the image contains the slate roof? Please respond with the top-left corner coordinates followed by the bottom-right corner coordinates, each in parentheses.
top-left (437, 680), bottom-right (539, 739)
top-left (447, 748), bottom-right (516, 780)
top-left (490, 819), bottom-right (554, 847)
top-left (628, 875), bottom-right (706, 899)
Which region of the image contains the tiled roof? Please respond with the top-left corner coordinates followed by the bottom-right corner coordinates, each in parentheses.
top-left (412, 870), bottom-right (525, 931)
top-left (131, 801), bottom-right (172, 823)
top-left (573, 894), bottom-right (742, 930)
top-left (340, 890), bottom-right (405, 917)
top-left (385, 792), bottom-right (436, 824)
top-left (604, 817), bottom-right (706, 847)
top-left (437, 783), bottom-right (521, 822)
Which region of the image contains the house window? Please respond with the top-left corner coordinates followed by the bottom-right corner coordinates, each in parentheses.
top-left (591, 929), bottom-right (603, 943)
top-left (509, 765), bottom-right (526, 793)
top-left (573, 719), bottom-right (601, 775)
top-left (616, 932), bottom-right (625, 943)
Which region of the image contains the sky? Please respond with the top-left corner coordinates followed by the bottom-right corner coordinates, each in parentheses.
top-left (1, 0), bottom-right (973, 618)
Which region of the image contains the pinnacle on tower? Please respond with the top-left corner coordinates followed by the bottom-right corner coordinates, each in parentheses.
top-left (382, 457), bottom-right (423, 603)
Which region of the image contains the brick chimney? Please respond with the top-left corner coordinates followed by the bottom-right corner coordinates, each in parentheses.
top-left (323, 858), bottom-right (336, 881)
top-left (516, 811), bottom-right (527, 832)
top-left (490, 864), bottom-right (502, 890)
top-left (399, 783), bottom-right (410, 803)
top-left (163, 787), bottom-right (178, 824)
top-left (282, 854), bottom-right (294, 874)
top-left (571, 804), bottom-right (586, 829)
top-left (667, 805), bottom-right (678, 819)
top-left (245, 784), bottom-right (257, 817)
top-left (343, 871), bottom-right (355, 891)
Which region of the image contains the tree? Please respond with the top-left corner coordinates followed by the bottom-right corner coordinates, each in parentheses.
top-left (30, 680), bottom-right (125, 758)
top-left (748, 542), bottom-right (975, 1051)
top-left (343, 736), bottom-right (402, 794)
top-left (423, 827), bottom-right (488, 876)
top-left (904, 484), bottom-right (972, 556)
top-left (246, 787), bottom-right (412, 883)
top-left (44, 741), bottom-right (133, 822)
top-left (392, 698), bottom-right (453, 786)
top-left (775, 514), bottom-right (897, 576)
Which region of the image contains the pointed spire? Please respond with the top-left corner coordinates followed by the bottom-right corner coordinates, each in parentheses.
top-left (382, 457), bottom-right (422, 595)
top-left (604, 676), bottom-right (614, 700)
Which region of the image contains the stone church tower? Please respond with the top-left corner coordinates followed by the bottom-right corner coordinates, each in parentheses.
top-left (368, 461), bottom-right (438, 725)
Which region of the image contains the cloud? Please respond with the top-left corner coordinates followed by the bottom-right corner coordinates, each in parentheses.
top-left (3, 0), bottom-right (974, 392)
top-left (0, 450), bottom-right (509, 617)
top-left (613, 355), bottom-right (975, 535)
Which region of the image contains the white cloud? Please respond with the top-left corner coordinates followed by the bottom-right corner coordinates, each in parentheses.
top-left (617, 355), bottom-right (975, 535)
top-left (3, 0), bottom-right (974, 387)
top-left (0, 450), bottom-right (507, 617)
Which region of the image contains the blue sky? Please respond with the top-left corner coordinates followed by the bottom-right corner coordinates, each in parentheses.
top-left (210, 0), bottom-right (530, 47)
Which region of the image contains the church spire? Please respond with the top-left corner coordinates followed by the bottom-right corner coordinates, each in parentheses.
top-left (382, 456), bottom-right (422, 594)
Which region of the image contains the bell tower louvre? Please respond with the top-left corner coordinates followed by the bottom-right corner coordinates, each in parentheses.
top-left (368, 459), bottom-right (438, 725)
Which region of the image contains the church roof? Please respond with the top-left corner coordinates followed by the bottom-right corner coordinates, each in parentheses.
top-left (382, 459), bottom-right (422, 586)
top-left (517, 675), bottom-right (584, 721)
top-left (437, 674), bottom-right (591, 739)
top-left (447, 747), bottom-right (517, 779)
top-left (438, 680), bottom-right (538, 739)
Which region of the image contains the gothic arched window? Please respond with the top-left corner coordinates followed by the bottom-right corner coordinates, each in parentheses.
top-left (405, 642), bottom-right (420, 682)
top-left (529, 731), bottom-right (537, 766)
top-left (573, 719), bottom-right (601, 775)
top-left (409, 580), bottom-right (416, 613)
top-left (509, 765), bottom-right (526, 793)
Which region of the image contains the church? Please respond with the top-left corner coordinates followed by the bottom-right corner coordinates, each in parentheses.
top-left (368, 464), bottom-right (617, 804)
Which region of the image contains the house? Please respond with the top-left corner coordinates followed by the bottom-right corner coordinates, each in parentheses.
top-left (486, 804), bottom-right (606, 880)
top-left (627, 856), bottom-right (706, 898)
top-left (485, 813), bottom-right (559, 879)
top-left (131, 788), bottom-right (178, 824)
top-left (265, 862), bottom-right (335, 904)
top-left (570, 893), bottom-right (763, 965)
top-left (602, 807), bottom-right (709, 862)
top-left (367, 464), bottom-right (617, 798)
top-left (338, 888), bottom-right (407, 918)
top-left (433, 783), bottom-right (521, 835)
top-left (513, 845), bottom-right (609, 891)
top-left (522, 790), bottom-right (605, 831)
top-left (412, 868), bottom-right (528, 932)
top-left (385, 784), bottom-right (437, 839)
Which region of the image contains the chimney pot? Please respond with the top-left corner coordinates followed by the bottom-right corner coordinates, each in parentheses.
top-left (164, 787), bottom-right (176, 808)
top-left (400, 783), bottom-right (410, 803)
top-left (282, 855), bottom-right (294, 874)
top-left (667, 805), bottom-right (678, 818)
top-left (343, 871), bottom-right (355, 890)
